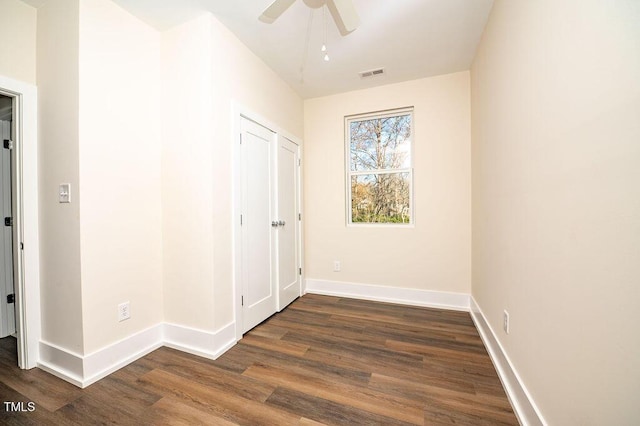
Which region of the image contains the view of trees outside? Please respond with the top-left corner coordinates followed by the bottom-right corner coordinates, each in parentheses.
top-left (349, 111), bottom-right (412, 223)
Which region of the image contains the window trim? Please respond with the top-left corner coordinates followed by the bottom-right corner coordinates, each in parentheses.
top-left (345, 107), bottom-right (415, 227)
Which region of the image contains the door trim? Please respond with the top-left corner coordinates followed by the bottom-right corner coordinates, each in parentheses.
top-left (232, 103), bottom-right (303, 341)
top-left (0, 75), bottom-right (41, 369)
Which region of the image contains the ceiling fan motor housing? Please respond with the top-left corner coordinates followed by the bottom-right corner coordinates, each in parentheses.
top-left (303, 0), bottom-right (327, 9)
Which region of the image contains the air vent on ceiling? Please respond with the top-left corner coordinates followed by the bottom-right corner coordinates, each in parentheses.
top-left (359, 68), bottom-right (385, 79)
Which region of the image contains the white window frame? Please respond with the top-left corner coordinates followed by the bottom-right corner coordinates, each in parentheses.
top-left (345, 107), bottom-right (414, 227)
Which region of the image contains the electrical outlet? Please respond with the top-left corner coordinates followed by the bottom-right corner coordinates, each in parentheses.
top-left (118, 302), bottom-right (130, 322)
top-left (333, 261), bottom-right (341, 272)
top-left (503, 310), bottom-right (510, 334)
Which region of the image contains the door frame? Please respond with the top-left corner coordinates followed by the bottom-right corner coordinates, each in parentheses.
top-left (0, 75), bottom-right (41, 369)
top-left (232, 103), bottom-right (303, 341)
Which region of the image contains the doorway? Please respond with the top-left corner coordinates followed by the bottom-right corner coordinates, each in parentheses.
top-left (0, 95), bottom-right (16, 341)
top-left (0, 76), bottom-right (41, 370)
top-left (235, 113), bottom-right (302, 338)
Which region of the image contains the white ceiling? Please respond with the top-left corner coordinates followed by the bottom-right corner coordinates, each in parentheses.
top-left (28, 0), bottom-right (495, 99)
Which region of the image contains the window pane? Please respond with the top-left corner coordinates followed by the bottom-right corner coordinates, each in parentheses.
top-left (349, 114), bottom-right (411, 172)
top-left (351, 173), bottom-right (411, 223)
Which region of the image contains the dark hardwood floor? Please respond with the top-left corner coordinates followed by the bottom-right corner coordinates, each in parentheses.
top-left (0, 294), bottom-right (518, 425)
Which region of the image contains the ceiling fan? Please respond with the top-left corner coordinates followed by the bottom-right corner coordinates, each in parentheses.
top-left (259, 0), bottom-right (360, 36)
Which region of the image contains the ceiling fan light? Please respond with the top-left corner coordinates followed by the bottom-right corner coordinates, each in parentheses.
top-left (321, 44), bottom-right (327, 52)
top-left (324, 53), bottom-right (330, 61)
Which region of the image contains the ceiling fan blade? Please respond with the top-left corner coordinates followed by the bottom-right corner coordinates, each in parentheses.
top-left (326, 0), bottom-right (360, 36)
top-left (259, 0), bottom-right (297, 24)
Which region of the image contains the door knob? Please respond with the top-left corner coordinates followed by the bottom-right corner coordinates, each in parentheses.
top-left (278, 220), bottom-right (285, 226)
top-left (271, 221), bottom-right (279, 227)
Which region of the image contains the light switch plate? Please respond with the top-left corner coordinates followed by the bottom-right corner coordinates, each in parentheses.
top-left (59, 183), bottom-right (71, 203)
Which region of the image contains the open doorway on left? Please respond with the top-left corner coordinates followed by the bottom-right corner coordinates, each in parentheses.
top-left (0, 94), bottom-right (17, 364)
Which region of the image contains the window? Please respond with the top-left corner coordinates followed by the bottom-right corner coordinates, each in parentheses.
top-left (346, 107), bottom-right (413, 225)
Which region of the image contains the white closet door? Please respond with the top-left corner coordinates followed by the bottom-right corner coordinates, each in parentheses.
top-left (277, 136), bottom-right (300, 310)
top-left (240, 117), bottom-right (277, 333)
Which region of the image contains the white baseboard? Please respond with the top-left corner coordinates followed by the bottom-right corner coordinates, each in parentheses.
top-left (38, 341), bottom-right (84, 387)
top-left (305, 279), bottom-right (470, 311)
top-left (164, 321), bottom-right (236, 360)
top-left (82, 324), bottom-right (164, 387)
top-left (37, 322), bottom-right (236, 388)
top-left (469, 297), bottom-right (546, 426)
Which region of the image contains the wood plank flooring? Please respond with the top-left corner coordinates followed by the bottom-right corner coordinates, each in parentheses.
top-left (0, 294), bottom-right (518, 425)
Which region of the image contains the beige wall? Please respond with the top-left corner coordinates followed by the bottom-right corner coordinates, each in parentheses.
top-left (36, 0), bottom-right (84, 353)
top-left (30, 1), bottom-right (303, 358)
top-left (161, 13), bottom-right (303, 331)
top-left (0, 0), bottom-right (36, 84)
top-left (161, 15), bottom-right (215, 330)
top-left (78, 0), bottom-right (163, 353)
top-left (471, 0), bottom-right (640, 424)
top-left (35, 0), bottom-right (165, 355)
top-left (304, 72), bottom-right (471, 294)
